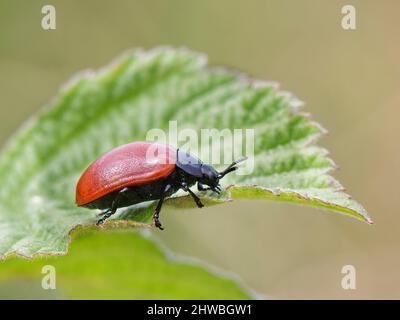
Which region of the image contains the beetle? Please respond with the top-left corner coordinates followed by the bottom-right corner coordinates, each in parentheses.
top-left (76, 141), bottom-right (246, 230)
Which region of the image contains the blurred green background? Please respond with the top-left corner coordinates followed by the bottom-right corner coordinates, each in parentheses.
top-left (0, 0), bottom-right (399, 299)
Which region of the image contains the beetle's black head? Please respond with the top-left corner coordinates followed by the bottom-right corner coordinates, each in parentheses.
top-left (199, 164), bottom-right (220, 188)
top-left (176, 149), bottom-right (247, 192)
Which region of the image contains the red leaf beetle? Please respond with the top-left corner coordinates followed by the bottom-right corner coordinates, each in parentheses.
top-left (76, 141), bottom-right (246, 230)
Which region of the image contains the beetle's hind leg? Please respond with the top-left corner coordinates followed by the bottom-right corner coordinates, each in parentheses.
top-left (96, 209), bottom-right (110, 217)
top-left (96, 209), bottom-right (114, 225)
top-left (96, 187), bottom-right (129, 226)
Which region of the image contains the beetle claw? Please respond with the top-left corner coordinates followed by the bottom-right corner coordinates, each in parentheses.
top-left (153, 214), bottom-right (164, 230)
top-left (154, 219), bottom-right (164, 230)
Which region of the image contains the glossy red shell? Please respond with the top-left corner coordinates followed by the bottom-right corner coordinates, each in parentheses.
top-left (76, 142), bottom-right (177, 206)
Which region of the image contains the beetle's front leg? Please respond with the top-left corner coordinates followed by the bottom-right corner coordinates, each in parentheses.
top-left (198, 182), bottom-right (221, 194)
top-left (197, 182), bottom-right (211, 192)
top-left (96, 187), bottom-right (130, 225)
top-left (212, 184), bottom-right (222, 194)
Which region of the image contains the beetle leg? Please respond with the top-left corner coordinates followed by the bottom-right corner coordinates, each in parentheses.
top-left (197, 182), bottom-right (211, 192)
top-left (212, 185), bottom-right (222, 194)
top-left (153, 184), bottom-right (171, 230)
top-left (96, 187), bottom-right (129, 226)
top-left (182, 182), bottom-right (204, 208)
top-left (198, 182), bottom-right (222, 194)
top-left (97, 209), bottom-right (109, 217)
top-left (96, 209), bottom-right (113, 225)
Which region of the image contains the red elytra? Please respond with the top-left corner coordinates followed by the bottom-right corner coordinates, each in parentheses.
top-left (76, 142), bottom-right (177, 206)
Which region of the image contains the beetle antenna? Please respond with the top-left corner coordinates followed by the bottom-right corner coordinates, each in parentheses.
top-left (218, 156), bottom-right (248, 178)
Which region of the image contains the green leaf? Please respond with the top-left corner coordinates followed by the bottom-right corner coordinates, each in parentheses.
top-left (0, 47), bottom-right (371, 258)
top-left (0, 230), bottom-right (252, 299)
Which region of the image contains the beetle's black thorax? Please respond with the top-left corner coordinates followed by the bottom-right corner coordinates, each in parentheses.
top-left (175, 149), bottom-right (204, 178)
